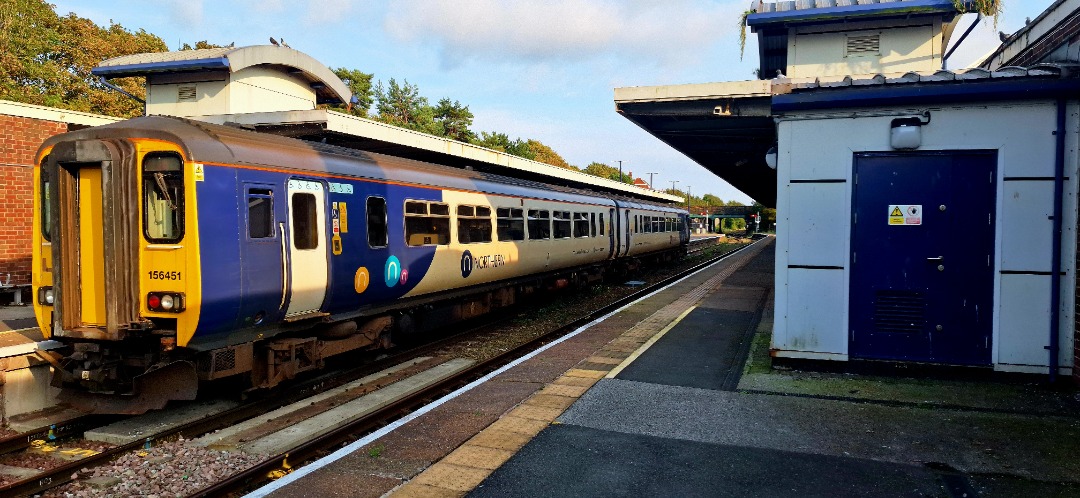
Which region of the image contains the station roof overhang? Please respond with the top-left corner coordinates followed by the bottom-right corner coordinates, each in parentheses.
top-left (92, 46), bottom-right (352, 106)
top-left (205, 109), bottom-right (682, 203)
top-left (615, 80), bottom-right (778, 206)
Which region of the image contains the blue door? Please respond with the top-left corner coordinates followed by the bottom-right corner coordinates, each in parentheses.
top-left (850, 151), bottom-right (996, 365)
top-left (237, 181), bottom-right (286, 327)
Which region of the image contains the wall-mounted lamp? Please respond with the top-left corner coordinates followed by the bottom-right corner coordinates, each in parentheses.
top-left (765, 146), bottom-right (778, 170)
top-left (890, 111), bottom-right (931, 150)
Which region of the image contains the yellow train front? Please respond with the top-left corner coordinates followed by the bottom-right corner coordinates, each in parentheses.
top-left (32, 116), bottom-right (688, 413)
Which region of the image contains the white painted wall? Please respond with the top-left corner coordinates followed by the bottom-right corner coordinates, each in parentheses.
top-left (788, 20), bottom-right (944, 78)
top-left (774, 100), bottom-right (1078, 373)
top-left (146, 66), bottom-right (315, 118)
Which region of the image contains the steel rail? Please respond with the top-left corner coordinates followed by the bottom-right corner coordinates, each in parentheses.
top-left (0, 240), bottom-right (746, 497)
top-left (190, 241), bottom-right (751, 497)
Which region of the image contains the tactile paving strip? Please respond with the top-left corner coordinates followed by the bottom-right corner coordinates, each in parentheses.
top-left (391, 240), bottom-right (771, 497)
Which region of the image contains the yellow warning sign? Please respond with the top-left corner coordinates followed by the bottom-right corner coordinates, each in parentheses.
top-left (888, 204), bottom-right (922, 226)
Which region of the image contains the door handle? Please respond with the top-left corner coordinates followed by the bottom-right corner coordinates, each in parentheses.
top-left (926, 256), bottom-right (944, 263)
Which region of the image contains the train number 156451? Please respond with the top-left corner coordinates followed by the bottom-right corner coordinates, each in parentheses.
top-left (148, 271), bottom-right (181, 281)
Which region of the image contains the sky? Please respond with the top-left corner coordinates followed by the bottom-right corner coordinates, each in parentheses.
top-left (51, 0), bottom-right (1054, 204)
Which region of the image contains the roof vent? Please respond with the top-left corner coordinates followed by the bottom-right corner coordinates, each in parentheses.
top-left (178, 86), bottom-right (197, 102)
top-left (846, 34), bottom-right (881, 56)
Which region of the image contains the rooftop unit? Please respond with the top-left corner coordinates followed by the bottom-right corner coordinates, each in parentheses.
top-left (747, 0), bottom-right (979, 79)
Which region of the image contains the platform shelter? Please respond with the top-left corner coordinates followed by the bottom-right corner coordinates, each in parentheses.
top-left (94, 46), bottom-right (679, 203)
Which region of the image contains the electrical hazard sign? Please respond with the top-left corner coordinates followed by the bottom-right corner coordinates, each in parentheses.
top-left (888, 205), bottom-right (922, 225)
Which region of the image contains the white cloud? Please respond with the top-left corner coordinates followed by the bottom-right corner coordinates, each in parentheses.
top-left (166, 0), bottom-right (203, 27)
top-left (384, 0), bottom-right (744, 70)
top-left (303, 0), bottom-right (355, 27)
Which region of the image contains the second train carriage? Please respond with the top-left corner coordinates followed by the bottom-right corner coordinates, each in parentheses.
top-left (32, 116), bottom-right (689, 412)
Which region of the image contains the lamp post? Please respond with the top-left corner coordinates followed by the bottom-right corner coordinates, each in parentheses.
top-left (647, 172), bottom-right (657, 190)
top-left (686, 186), bottom-right (691, 210)
top-left (617, 160), bottom-right (623, 183)
top-left (669, 180), bottom-right (679, 194)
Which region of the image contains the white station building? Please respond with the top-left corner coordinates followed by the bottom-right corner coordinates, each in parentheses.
top-left (617, 0), bottom-right (1080, 379)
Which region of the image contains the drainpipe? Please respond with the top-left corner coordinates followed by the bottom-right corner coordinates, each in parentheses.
top-left (942, 14), bottom-right (981, 71)
top-left (1049, 98), bottom-right (1066, 382)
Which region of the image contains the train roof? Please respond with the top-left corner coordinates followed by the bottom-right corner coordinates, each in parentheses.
top-left (40, 116), bottom-right (685, 212)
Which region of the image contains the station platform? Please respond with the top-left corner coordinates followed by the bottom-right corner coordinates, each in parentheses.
top-left (252, 237), bottom-right (1080, 498)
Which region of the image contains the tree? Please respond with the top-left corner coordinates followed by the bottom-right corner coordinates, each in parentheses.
top-left (0, 0), bottom-right (168, 117)
top-left (374, 78), bottom-right (429, 127)
top-left (330, 67), bottom-right (374, 117)
top-left (474, 131), bottom-right (534, 159)
top-left (433, 98), bottom-right (474, 142)
top-left (526, 140), bottom-right (574, 170)
top-left (583, 162), bottom-right (631, 183)
top-left (702, 194), bottom-right (723, 209)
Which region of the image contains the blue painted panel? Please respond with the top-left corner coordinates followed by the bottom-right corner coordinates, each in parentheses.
top-left (193, 164), bottom-right (243, 338)
top-left (849, 151), bottom-right (996, 365)
top-left (323, 180), bottom-right (438, 314)
top-left (236, 171), bottom-right (287, 328)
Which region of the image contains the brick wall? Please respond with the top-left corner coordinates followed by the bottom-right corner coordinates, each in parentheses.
top-left (0, 115), bottom-right (67, 287)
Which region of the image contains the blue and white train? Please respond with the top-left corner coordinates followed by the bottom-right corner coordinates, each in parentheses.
top-left (32, 116), bottom-right (689, 412)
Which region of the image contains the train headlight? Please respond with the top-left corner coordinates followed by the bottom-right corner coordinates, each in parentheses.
top-left (147, 292), bottom-right (185, 313)
top-left (37, 287), bottom-right (54, 305)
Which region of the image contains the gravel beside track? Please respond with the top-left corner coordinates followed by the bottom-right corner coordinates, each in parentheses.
top-left (26, 237), bottom-right (747, 497)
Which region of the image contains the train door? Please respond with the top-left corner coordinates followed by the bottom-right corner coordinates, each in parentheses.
top-left (608, 208), bottom-right (617, 258)
top-left (849, 151), bottom-right (996, 365)
top-left (77, 165), bottom-right (107, 326)
top-left (238, 182), bottom-right (285, 324)
top-left (284, 179), bottom-right (329, 318)
top-left (623, 209), bottom-right (632, 256)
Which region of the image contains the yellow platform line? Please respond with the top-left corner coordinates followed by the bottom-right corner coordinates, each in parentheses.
top-left (606, 305), bottom-right (697, 379)
top-left (391, 239), bottom-right (773, 497)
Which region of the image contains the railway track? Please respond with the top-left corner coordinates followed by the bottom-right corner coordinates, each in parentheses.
top-left (0, 238), bottom-right (746, 497)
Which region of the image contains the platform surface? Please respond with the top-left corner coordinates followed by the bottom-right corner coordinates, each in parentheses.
top-left (253, 238), bottom-right (1080, 497)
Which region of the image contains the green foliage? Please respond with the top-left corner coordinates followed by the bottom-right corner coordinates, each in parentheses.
top-left (374, 78), bottom-right (429, 127)
top-left (329, 67), bottom-right (374, 117)
top-left (583, 162), bottom-right (631, 183)
top-left (738, 9), bottom-right (755, 62)
top-left (952, 0), bottom-right (1000, 16)
top-left (527, 139), bottom-right (575, 169)
top-left (474, 131), bottom-right (534, 159)
top-left (433, 98), bottom-right (475, 142)
top-left (179, 40), bottom-right (230, 50)
top-left (0, 0), bottom-right (169, 118)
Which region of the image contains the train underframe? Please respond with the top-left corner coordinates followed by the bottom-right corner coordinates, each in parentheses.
top-left (46, 248), bottom-right (683, 414)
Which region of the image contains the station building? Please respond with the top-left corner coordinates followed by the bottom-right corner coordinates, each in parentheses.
top-left (616, 0), bottom-right (1080, 379)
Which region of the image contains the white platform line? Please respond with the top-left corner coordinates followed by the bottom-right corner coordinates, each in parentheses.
top-left (246, 245), bottom-right (750, 497)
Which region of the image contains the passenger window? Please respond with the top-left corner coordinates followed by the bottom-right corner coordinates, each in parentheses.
top-left (143, 153), bottom-right (184, 243)
top-left (405, 200), bottom-right (450, 245)
top-left (40, 159), bottom-right (51, 242)
top-left (458, 205), bottom-right (493, 244)
top-left (599, 213), bottom-right (605, 236)
top-left (573, 212), bottom-right (589, 238)
top-left (553, 211), bottom-right (572, 238)
top-left (528, 209), bottom-right (550, 240)
top-left (247, 189), bottom-right (274, 239)
top-left (291, 193), bottom-right (318, 250)
top-left (497, 207), bottom-right (525, 241)
top-left (367, 196), bottom-right (387, 248)
top-left (590, 213), bottom-right (596, 237)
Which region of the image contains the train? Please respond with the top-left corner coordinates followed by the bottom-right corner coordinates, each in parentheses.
top-left (31, 116), bottom-right (690, 413)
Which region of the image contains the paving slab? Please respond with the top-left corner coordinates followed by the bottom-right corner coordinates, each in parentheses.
top-left (85, 399), bottom-right (241, 445)
top-left (195, 357), bottom-right (433, 449)
top-left (238, 358), bottom-right (475, 455)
